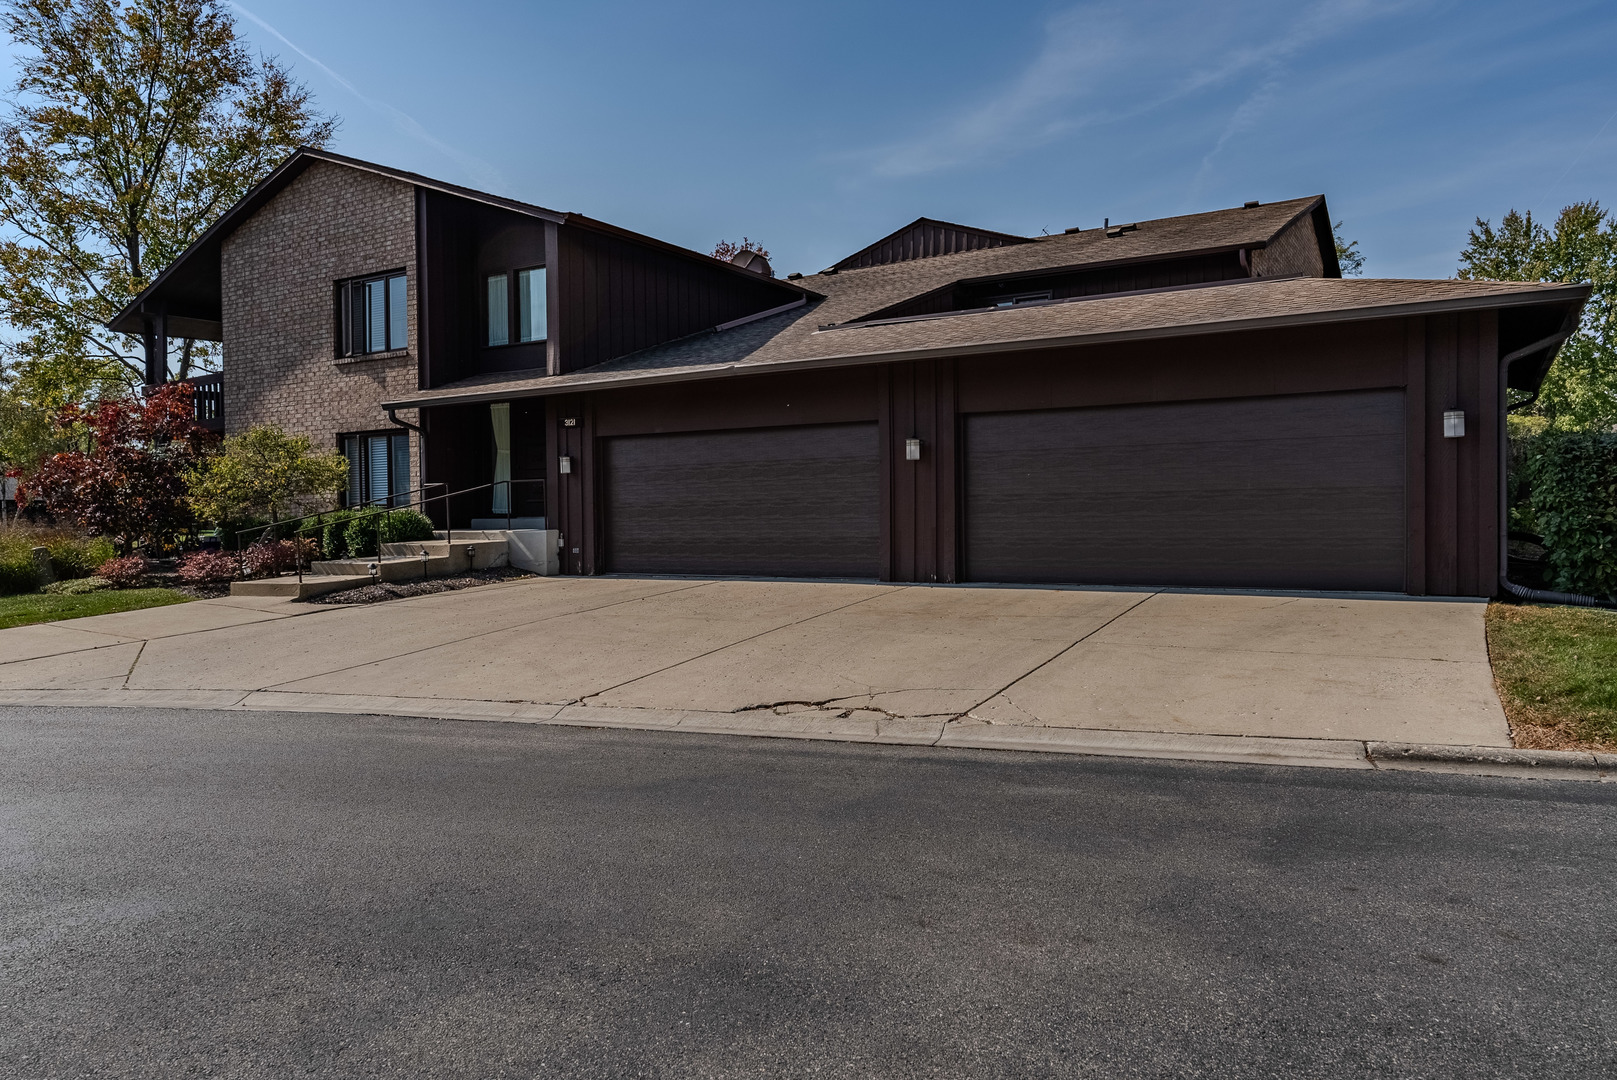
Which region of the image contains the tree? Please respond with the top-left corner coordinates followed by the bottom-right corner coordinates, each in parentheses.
top-left (186, 424), bottom-right (348, 527)
top-left (1333, 220), bottom-right (1364, 276)
top-left (1459, 202), bottom-right (1617, 431)
top-left (711, 237), bottom-right (770, 265)
top-left (21, 381), bottom-right (206, 552)
top-left (0, 0), bottom-right (336, 410)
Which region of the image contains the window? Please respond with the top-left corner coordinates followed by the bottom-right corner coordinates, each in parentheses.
top-left (993, 290), bottom-right (1053, 309)
top-left (338, 272), bottom-right (408, 356)
top-left (341, 432), bottom-right (411, 508)
top-left (485, 266), bottom-right (547, 347)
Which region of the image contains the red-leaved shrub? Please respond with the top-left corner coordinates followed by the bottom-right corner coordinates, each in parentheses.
top-left (97, 554), bottom-right (150, 588)
top-left (243, 538), bottom-right (318, 577)
top-left (177, 550), bottom-right (240, 588)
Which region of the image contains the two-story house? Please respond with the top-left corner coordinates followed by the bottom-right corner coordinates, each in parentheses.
top-left (110, 147), bottom-right (1587, 596)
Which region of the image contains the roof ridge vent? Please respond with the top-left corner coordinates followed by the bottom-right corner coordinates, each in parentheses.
top-left (1244, 200), bottom-right (1261, 208)
top-left (1104, 222), bottom-right (1138, 238)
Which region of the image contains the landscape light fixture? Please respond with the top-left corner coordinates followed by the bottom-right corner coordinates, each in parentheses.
top-left (1443, 410), bottom-right (1466, 438)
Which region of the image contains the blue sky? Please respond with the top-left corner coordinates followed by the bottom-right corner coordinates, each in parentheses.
top-left (30, 1), bottom-right (1617, 277)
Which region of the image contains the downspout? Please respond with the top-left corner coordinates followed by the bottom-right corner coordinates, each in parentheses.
top-left (1495, 322), bottom-right (1617, 609)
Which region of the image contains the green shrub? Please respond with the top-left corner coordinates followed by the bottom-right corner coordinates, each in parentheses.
top-left (46, 535), bottom-right (116, 579)
top-left (1521, 430), bottom-right (1617, 599)
top-left (379, 509), bottom-right (436, 545)
top-left (0, 550), bottom-right (39, 595)
top-left (313, 508), bottom-right (357, 559)
top-left (340, 508), bottom-right (435, 558)
top-left (44, 576), bottom-right (109, 595)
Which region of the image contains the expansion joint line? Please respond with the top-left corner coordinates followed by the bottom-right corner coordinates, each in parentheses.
top-left (942, 590), bottom-right (1162, 729)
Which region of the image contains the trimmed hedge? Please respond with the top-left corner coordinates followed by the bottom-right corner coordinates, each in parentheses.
top-left (1516, 430), bottom-right (1617, 599)
top-left (342, 508), bottom-right (436, 558)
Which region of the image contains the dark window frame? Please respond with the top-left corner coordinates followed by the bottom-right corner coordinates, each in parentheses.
top-left (336, 270), bottom-right (408, 358)
top-left (339, 430), bottom-right (412, 508)
top-left (483, 263), bottom-right (548, 349)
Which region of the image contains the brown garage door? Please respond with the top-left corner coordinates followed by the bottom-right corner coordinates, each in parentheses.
top-left (964, 390), bottom-right (1406, 590)
top-left (605, 422), bottom-right (879, 577)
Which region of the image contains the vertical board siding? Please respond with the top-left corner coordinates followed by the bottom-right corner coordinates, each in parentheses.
top-left (881, 360), bottom-right (959, 582)
top-left (554, 225), bottom-right (796, 373)
top-left (835, 221), bottom-right (1027, 270)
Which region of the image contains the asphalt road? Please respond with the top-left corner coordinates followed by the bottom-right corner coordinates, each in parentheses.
top-left (1, 707), bottom-right (1613, 1079)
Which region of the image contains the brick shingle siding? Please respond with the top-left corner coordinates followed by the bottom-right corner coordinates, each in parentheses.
top-left (221, 161), bottom-right (420, 492)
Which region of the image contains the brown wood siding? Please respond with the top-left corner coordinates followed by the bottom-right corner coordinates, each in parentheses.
top-left (835, 221), bottom-right (1026, 270)
top-left (957, 320), bottom-right (1406, 415)
top-left (963, 391), bottom-right (1407, 589)
top-left (595, 366), bottom-right (879, 437)
top-left (547, 393), bottom-right (598, 575)
top-left (554, 224), bottom-right (796, 374)
top-left (879, 360), bottom-right (958, 582)
top-left (1419, 309), bottom-right (1500, 597)
top-left (602, 423), bottom-right (880, 577)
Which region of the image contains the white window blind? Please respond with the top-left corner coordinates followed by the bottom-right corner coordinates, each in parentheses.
top-left (487, 275), bottom-right (509, 346)
top-left (490, 402), bottom-right (512, 515)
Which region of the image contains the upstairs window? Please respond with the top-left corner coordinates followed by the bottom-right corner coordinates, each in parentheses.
top-left (338, 272), bottom-right (408, 356)
top-left (486, 266), bottom-right (547, 346)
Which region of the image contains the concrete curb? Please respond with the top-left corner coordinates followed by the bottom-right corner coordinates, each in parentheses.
top-left (0, 688), bottom-right (1611, 781)
top-left (1367, 741), bottom-right (1617, 780)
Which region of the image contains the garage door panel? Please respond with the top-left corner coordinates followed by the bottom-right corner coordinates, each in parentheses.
top-left (965, 391), bottom-right (1406, 590)
top-left (606, 423), bottom-right (879, 577)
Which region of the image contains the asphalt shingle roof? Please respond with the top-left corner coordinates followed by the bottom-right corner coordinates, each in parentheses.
top-left (383, 276), bottom-right (1588, 408)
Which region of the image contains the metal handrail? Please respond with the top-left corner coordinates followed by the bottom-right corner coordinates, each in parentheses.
top-left (232, 477), bottom-right (544, 584)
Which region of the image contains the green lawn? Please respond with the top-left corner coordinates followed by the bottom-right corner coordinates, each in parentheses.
top-left (0, 588), bottom-right (193, 630)
top-left (1487, 602), bottom-right (1617, 751)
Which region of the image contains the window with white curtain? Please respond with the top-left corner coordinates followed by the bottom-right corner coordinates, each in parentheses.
top-left (486, 267), bottom-right (547, 347)
top-left (487, 274), bottom-right (510, 346)
top-left (490, 402), bottom-right (512, 515)
top-left (338, 271), bottom-right (408, 356)
top-left (517, 267), bottom-right (546, 343)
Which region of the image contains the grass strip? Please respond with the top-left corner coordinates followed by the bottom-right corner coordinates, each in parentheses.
top-left (1487, 602), bottom-right (1617, 751)
top-left (0, 588), bottom-right (192, 631)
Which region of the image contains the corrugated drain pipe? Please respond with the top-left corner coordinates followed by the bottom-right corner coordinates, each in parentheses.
top-left (1496, 323), bottom-right (1617, 609)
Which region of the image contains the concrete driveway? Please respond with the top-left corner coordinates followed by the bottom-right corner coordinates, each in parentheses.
top-left (0, 577), bottom-right (1509, 751)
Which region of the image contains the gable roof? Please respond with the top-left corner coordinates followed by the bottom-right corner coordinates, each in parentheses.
top-left (831, 217), bottom-right (1032, 271)
top-left (107, 147), bottom-right (814, 339)
top-left (382, 276), bottom-right (1589, 409)
top-left (806, 195), bottom-right (1339, 327)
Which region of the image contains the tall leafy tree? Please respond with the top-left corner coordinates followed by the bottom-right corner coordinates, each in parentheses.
top-left (1458, 202), bottom-right (1617, 431)
top-left (0, 0), bottom-right (335, 465)
top-left (1332, 220), bottom-right (1364, 276)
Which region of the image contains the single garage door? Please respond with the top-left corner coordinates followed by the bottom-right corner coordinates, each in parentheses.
top-left (964, 390), bottom-right (1406, 590)
top-left (605, 422), bottom-right (879, 577)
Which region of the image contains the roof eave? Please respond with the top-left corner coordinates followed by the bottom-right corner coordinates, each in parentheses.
top-left (382, 283), bottom-right (1590, 409)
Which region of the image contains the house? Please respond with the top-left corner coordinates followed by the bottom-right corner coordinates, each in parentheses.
top-left (109, 147), bottom-right (1588, 596)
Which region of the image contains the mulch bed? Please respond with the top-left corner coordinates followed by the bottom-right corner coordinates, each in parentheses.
top-left (303, 566), bottom-right (534, 605)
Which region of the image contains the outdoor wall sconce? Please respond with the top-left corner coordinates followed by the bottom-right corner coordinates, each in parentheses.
top-left (559, 455), bottom-right (573, 474)
top-left (1443, 410), bottom-right (1466, 438)
top-left (905, 438), bottom-right (922, 461)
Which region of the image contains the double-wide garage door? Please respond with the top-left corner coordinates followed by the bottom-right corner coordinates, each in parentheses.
top-left (964, 390), bottom-right (1407, 590)
top-left (604, 422), bottom-right (880, 577)
top-left (600, 391), bottom-right (1406, 589)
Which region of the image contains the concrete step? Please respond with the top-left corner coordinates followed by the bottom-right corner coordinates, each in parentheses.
top-left (380, 538), bottom-right (508, 571)
top-left (309, 556), bottom-right (435, 582)
top-left (229, 574), bottom-right (370, 600)
top-left (419, 529), bottom-right (558, 575)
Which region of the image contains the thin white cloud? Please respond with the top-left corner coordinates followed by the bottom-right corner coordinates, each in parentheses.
top-left (228, 1), bottom-right (506, 191)
top-left (859, 0), bottom-right (1414, 181)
